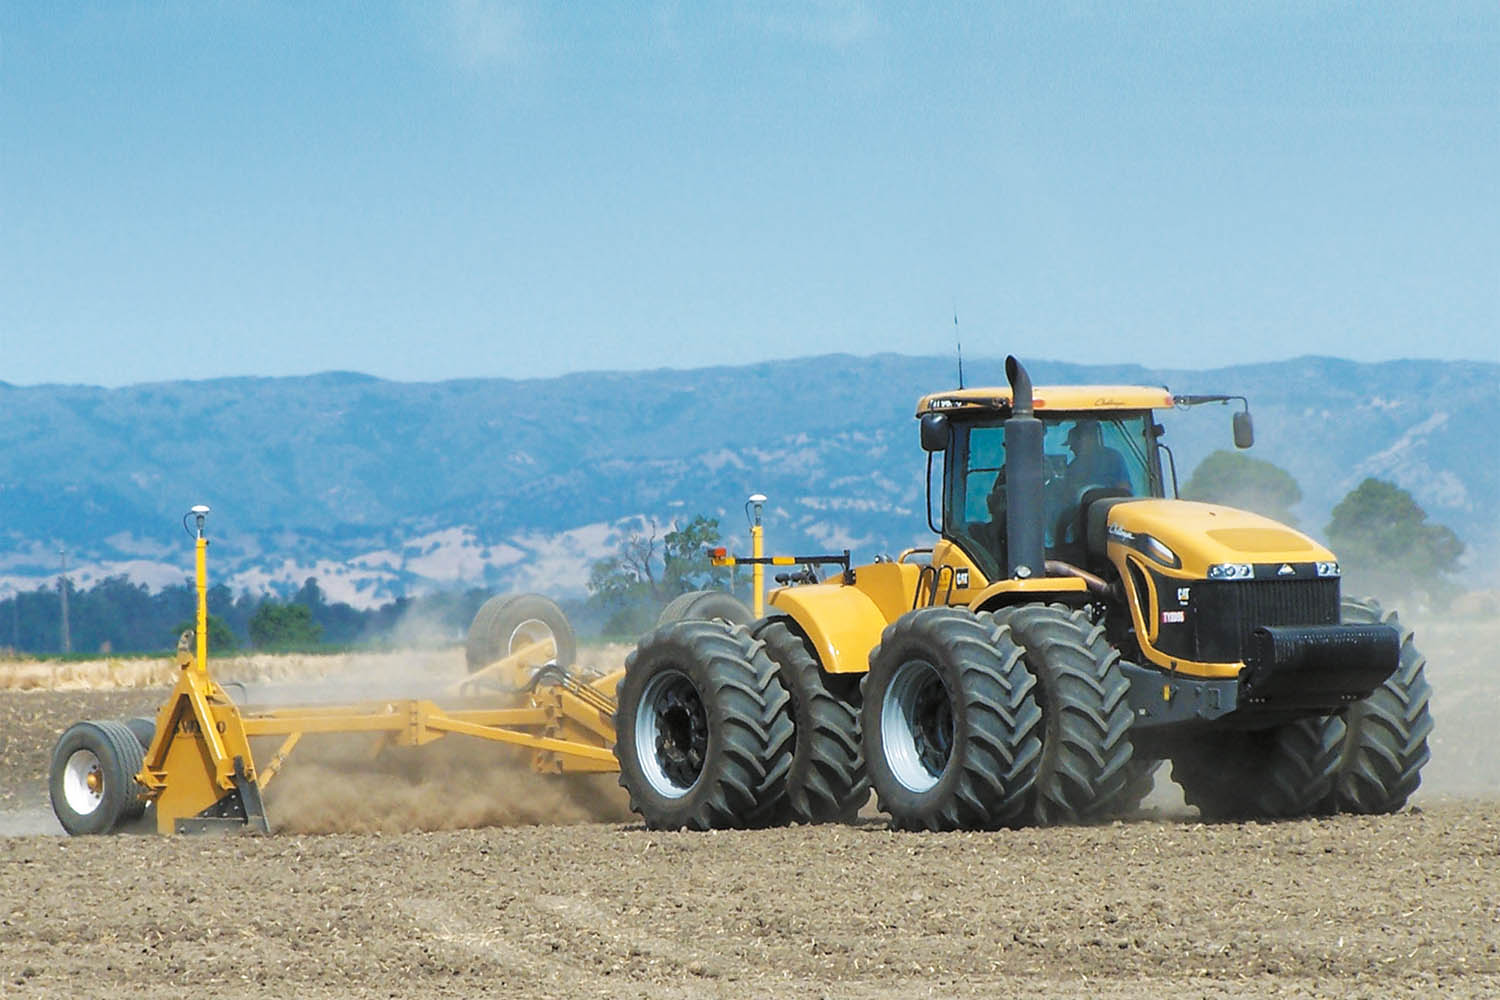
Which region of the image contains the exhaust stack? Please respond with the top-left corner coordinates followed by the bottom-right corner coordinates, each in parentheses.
top-left (1003, 356), bottom-right (1046, 579)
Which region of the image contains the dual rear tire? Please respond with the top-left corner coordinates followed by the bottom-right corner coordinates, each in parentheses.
top-left (613, 620), bottom-right (794, 830)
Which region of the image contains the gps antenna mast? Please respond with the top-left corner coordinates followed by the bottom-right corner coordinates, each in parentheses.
top-left (953, 307), bottom-right (965, 389)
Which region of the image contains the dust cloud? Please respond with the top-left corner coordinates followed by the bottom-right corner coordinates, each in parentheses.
top-left (263, 734), bottom-right (632, 834)
top-left (1407, 610), bottom-right (1500, 799)
top-left (246, 640), bottom-right (636, 834)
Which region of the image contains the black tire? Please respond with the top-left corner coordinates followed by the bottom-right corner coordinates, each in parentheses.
top-left (991, 603), bottom-right (1134, 824)
top-left (657, 590), bottom-right (753, 628)
top-left (49, 720), bottom-right (147, 836)
top-left (465, 593), bottom-right (576, 673)
top-left (124, 716), bottom-right (156, 750)
top-left (117, 717), bottom-right (156, 821)
top-left (1171, 714), bottom-right (1346, 821)
top-left (862, 607), bottom-right (1042, 831)
top-left (613, 620), bottom-right (794, 830)
top-left (753, 615), bottom-right (868, 823)
top-left (1325, 598), bottom-right (1434, 813)
top-left (1116, 758), bottom-right (1162, 814)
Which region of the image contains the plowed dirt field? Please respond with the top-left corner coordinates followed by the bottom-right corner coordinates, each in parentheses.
top-left (2, 620), bottom-right (1497, 998)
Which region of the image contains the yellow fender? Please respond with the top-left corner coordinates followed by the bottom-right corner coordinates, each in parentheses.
top-left (768, 583), bottom-right (889, 675)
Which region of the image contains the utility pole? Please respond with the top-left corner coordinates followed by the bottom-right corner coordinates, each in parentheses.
top-left (58, 547), bottom-right (71, 655)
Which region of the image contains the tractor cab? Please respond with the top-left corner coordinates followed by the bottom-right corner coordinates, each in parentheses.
top-left (917, 385), bottom-right (1173, 584)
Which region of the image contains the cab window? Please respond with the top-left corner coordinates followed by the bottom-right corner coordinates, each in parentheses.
top-left (944, 414), bottom-right (1158, 575)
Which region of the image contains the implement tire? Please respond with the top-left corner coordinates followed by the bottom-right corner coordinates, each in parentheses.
top-left (614, 620), bottom-right (793, 830)
top-left (49, 720), bottom-right (147, 836)
top-left (1172, 714), bottom-right (1345, 821)
top-left (991, 603), bottom-right (1134, 824)
top-left (465, 593), bottom-right (576, 673)
top-left (754, 615), bottom-right (868, 823)
top-left (1325, 598), bottom-right (1433, 813)
top-left (124, 717), bottom-right (155, 750)
top-left (657, 590), bottom-right (753, 628)
top-left (862, 607), bottom-right (1041, 831)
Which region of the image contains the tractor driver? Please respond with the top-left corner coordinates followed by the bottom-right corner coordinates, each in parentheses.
top-left (1060, 419), bottom-right (1131, 497)
top-left (1046, 419), bottom-right (1131, 553)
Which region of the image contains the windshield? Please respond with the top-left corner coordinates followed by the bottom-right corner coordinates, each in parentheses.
top-left (945, 412), bottom-right (1158, 577)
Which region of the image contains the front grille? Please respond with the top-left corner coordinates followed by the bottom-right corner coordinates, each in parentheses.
top-left (1192, 579), bottom-right (1340, 663)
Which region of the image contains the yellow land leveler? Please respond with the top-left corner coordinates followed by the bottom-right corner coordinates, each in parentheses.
top-left (48, 507), bottom-right (625, 836)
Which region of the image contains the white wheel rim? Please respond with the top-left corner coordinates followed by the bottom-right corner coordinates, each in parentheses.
top-left (634, 668), bottom-right (707, 798)
top-left (62, 748), bottom-right (106, 815)
top-left (508, 618), bottom-right (556, 662)
top-left (882, 658), bottom-right (953, 793)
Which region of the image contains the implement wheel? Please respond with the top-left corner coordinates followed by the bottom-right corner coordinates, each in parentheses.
top-left (1172, 714), bottom-right (1345, 821)
top-left (991, 603), bottom-right (1134, 824)
top-left (465, 593), bottom-right (576, 673)
top-left (49, 720), bottom-right (147, 836)
top-left (754, 615), bottom-right (868, 824)
top-left (1324, 598), bottom-right (1433, 813)
top-left (862, 607), bottom-right (1041, 831)
top-left (657, 590), bottom-right (752, 628)
top-left (614, 620), bottom-right (793, 830)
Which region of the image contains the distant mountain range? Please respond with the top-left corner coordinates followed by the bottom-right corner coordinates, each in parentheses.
top-left (2, 354), bottom-right (1495, 606)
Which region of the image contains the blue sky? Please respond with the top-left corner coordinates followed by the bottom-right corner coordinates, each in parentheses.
top-left (2, 2), bottom-right (1495, 387)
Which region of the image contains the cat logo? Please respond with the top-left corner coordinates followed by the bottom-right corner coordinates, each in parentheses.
top-left (1278, 564), bottom-right (1295, 576)
top-left (955, 568), bottom-right (970, 588)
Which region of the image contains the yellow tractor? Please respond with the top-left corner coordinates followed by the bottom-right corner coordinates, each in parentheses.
top-left (613, 356), bottom-right (1433, 830)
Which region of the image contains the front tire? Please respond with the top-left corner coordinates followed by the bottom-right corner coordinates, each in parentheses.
top-left (754, 616), bottom-right (867, 823)
top-left (613, 620), bottom-right (794, 830)
top-left (1172, 714), bottom-right (1345, 821)
top-left (49, 720), bottom-right (147, 836)
top-left (862, 607), bottom-right (1041, 831)
top-left (1326, 598), bottom-right (1433, 813)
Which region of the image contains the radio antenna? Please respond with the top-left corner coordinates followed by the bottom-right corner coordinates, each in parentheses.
top-left (953, 306), bottom-right (964, 389)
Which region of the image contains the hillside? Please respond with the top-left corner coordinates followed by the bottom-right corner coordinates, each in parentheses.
top-left (1, 354), bottom-right (1495, 607)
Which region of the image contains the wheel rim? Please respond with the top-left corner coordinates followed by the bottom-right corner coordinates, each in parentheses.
top-left (62, 748), bottom-right (106, 815)
top-left (882, 657), bottom-right (954, 793)
top-left (635, 668), bottom-right (708, 798)
top-left (507, 618), bottom-right (557, 664)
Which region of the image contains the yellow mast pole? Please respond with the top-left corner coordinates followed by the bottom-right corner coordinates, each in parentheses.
top-left (748, 493), bottom-right (766, 618)
top-left (191, 505), bottom-right (210, 674)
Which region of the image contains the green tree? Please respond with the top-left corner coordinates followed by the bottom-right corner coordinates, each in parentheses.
top-left (1183, 450), bottom-right (1304, 526)
top-left (587, 515), bottom-right (727, 635)
top-left (1325, 477), bottom-right (1464, 599)
top-left (248, 601), bottom-right (323, 650)
top-left (170, 613), bottom-right (238, 653)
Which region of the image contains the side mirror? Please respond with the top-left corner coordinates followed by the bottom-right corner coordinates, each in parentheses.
top-left (1233, 410), bottom-right (1254, 449)
top-left (920, 412), bottom-right (949, 452)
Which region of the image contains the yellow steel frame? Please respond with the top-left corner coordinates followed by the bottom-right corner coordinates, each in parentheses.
top-left (134, 516), bottom-right (623, 835)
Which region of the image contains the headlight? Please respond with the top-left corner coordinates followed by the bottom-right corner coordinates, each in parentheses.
top-left (1316, 561), bottom-right (1341, 578)
top-left (1207, 562), bottom-right (1254, 580)
top-left (1139, 535), bottom-right (1180, 568)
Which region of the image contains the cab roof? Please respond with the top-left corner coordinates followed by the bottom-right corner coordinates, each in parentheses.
top-left (915, 385), bottom-right (1175, 417)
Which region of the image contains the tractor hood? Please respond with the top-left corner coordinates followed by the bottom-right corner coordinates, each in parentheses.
top-left (1100, 499), bottom-right (1337, 578)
